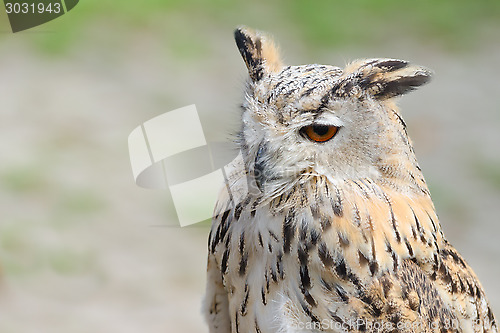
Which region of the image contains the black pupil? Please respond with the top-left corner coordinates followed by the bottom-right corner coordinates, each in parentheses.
top-left (312, 125), bottom-right (329, 136)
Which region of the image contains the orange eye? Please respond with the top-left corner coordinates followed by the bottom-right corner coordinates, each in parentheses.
top-left (300, 124), bottom-right (339, 143)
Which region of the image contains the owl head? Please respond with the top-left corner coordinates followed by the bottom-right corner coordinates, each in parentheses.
top-left (234, 27), bottom-right (432, 200)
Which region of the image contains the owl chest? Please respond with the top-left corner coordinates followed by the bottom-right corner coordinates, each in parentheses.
top-left (218, 213), bottom-right (287, 300)
top-left (217, 213), bottom-right (348, 332)
top-left (213, 212), bottom-right (290, 330)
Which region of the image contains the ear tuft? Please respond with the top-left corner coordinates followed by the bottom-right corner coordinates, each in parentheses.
top-left (372, 68), bottom-right (432, 99)
top-left (234, 26), bottom-right (283, 82)
top-left (347, 59), bottom-right (432, 100)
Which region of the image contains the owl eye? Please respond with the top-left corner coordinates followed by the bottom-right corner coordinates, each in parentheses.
top-left (300, 124), bottom-right (339, 143)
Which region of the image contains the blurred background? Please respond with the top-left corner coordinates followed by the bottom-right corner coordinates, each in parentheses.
top-left (0, 1), bottom-right (499, 332)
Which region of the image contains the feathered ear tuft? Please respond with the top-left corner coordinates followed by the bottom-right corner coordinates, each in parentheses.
top-left (234, 26), bottom-right (283, 82)
top-left (346, 59), bottom-right (432, 100)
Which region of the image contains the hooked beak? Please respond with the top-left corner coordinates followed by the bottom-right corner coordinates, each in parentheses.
top-left (253, 142), bottom-right (267, 192)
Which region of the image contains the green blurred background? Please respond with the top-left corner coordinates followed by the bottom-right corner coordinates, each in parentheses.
top-left (0, 1), bottom-right (499, 332)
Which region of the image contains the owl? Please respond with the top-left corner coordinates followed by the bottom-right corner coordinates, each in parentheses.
top-left (203, 27), bottom-right (497, 333)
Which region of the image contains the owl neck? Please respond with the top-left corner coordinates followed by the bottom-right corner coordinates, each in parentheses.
top-left (375, 105), bottom-right (432, 196)
top-left (375, 159), bottom-right (430, 197)
top-left (269, 175), bottom-right (445, 276)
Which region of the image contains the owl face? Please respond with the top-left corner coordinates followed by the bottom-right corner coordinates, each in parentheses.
top-left (235, 27), bottom-right (431, 198)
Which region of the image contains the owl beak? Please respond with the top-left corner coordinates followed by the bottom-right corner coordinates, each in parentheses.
top-left (253, 143), bottom-right (267, 192)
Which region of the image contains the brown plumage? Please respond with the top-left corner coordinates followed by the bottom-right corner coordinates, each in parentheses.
top-left (203, 27), bottom-right (497, 333)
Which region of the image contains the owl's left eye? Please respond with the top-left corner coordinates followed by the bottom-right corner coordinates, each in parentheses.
top-left (300, 124), bottom-right (339, 143)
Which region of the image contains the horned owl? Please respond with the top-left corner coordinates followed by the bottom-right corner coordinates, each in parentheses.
top-left (203, 27), bottom-right (497, 333)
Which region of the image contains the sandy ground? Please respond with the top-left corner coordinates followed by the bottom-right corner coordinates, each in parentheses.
top-left (0, 24), bottom-right (499, 333)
